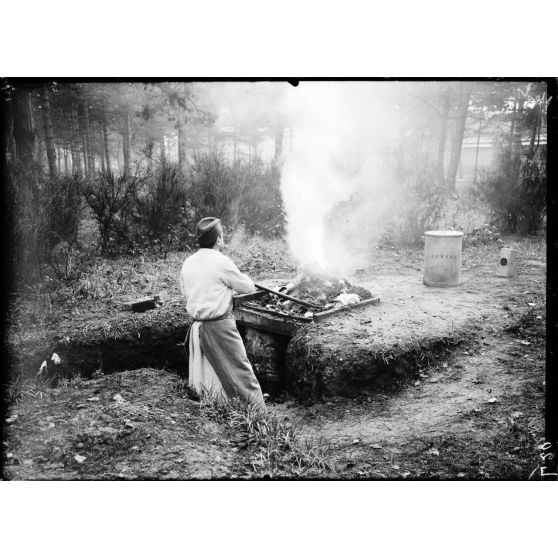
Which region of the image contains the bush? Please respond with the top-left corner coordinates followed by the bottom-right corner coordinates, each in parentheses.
top-left (6, 165), bottom-right (86, 283)
top-left (189, 151), bottom-right (240, 221)
top-left (41, 175), bottom-right (86, 277)
top-left (83, 170), bottom-right (145, 255)
top-left (189, 151), bottom-right (285, 236)
top-left (45, 176), bottom-right (84, 244)
top-left (474, 145), bottom-right (546, 234)
top-left (235, 161), bottom-right (285, 236)
top-left (386, 154), bottom-right (447, 245)
top-left (133, 162), bottom-right (195, 256)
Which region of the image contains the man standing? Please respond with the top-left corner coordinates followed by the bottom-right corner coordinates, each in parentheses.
top-left (179, 217), bottom-right (266, 410)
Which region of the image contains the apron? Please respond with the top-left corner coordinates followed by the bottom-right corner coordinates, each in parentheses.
top-left (185, 312), bottom-right (265, 409)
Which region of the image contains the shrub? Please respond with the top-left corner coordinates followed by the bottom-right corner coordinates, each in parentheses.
top-left (385, 154), bottom-right (447, 245)
top-left (135, 162), bottom-right (187, 238)
top-left (133, 161), bottom-right (195, 256)
top-left (189, 151), bottom-right (240, 221)
top-left (83, 170), bottom-right (145, 255)
top-left (474, 145), bottom-right (546, 234)
top-left (6, 164), bottom-right (86, 283)
top-left (40, 175), bottom-right (86, 278)
top-left (235, 161), bottom-right (285, 236)
top-left (189, 151), bottom-right (285, 236)
top-left (42, 175), bottom-right (84, 247)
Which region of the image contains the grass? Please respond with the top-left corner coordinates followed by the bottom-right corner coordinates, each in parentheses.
top-left (5, 375), bottom-right (50, 407)
top-left (5, 369), bottom-right (332, 480)
top-left (227, 227), bottom-right (296, 276)
top-left (461, 233), bottom-right (546, 268)
top-left (198, 389), bottom-right (331, 478)
top-left (9, 223), bottom-right (545, 332)
top-left (9, 233), bottom-right (295, 331)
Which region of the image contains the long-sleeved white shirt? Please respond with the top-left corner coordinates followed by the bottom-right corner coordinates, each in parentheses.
top-left (179, 248), bottom-right (255, 320)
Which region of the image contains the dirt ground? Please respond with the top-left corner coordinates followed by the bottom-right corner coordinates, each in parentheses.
top-left (3, 236), bottom-right (547, 479)
top-left (285, 245), bottom-right (546, 397)
top-left (3, 369), bottom-right (264, 480)
top-left (274, 321), bottom-right (545, 479)
top-left (273, 240), bottom-right (547, 478)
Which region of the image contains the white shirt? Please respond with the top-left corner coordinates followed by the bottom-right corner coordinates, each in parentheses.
top-left (179, 248), bottom-right (255, 320)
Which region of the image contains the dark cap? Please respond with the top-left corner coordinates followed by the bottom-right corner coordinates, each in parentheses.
top-left (196, 217), bottom-right (222, 247)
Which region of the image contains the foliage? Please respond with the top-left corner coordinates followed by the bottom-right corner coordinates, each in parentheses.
top-left (83, 170), bottom-right (145, 255)
top-left (189, 151), bottom-right (241, 220)
top-left (386, 154), bottom-right (448, 245)
top-left (40, 175), bottom-right (87, 278)
top-left (235, 161), bottom-right (285, 236)
top-left (227, 227), bottom-right (295, 275)
top-left (6, 164), bottom-right (87, 283)
top-left (200, 392), bottom-right (330, 477)
top-left (474, 145), bottom-right (546, 234)
top-left (133, 161), bottom-right (195, 255)
top-left (189, 151), bottom-right (285, 236)
top-left (463, 223), bottom-right (502, 247)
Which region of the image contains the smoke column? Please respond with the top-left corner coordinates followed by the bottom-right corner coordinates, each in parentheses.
top-left (279, 81), bottom-right (399, 275)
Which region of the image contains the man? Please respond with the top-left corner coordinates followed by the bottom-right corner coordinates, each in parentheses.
top-left (179, 217), bottom-right (266, 410)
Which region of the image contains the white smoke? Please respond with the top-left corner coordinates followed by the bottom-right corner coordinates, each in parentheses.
top-left (196, 81), bottom-right (403, 275)
top-left (279, 82), bottom-right (399, 275)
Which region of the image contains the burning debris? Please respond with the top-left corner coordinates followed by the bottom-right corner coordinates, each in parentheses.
top-left (252, 273), bottom-right (374, 318)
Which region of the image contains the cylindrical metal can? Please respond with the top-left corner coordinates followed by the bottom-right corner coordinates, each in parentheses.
top-left (423, 230), bottom-right (463, 287)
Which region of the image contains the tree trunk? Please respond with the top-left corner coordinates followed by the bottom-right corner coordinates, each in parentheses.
top-left (8, 117), bottom-right (17, 164)
top-left (528, 105), bottom-right (542, 157)
top-left (2, 98), bottom-right (14, 165)
top-left (64, 145), bottom-right (69, 174)
top-left (116, 139), bottom-right (121, 173)
top-left (82, 103), bottom-right (95, 177)
top-left (436, 86), bottom-right (451, 184)
top-left (509, 99), bottom-right (517, 151)
top-left (36, 136), bottom-right (44, 171)
top-left (41, 84), bottom-right (58, 179)
top-left (122, 111), bottom-right (131, 175)
top-left (177, 118), bottom-right (187, 170)
top-left (100, 129), bottom-right (106, 171)
top-left (446, 83), bottom-right (472, 192)
top-left (71, 103), bottom-right (83, 177)
top-left (80, 109), bottom-right (89, 177)
top-left (145, 138), bottom-right (153, 173)
top-left (102, 116), bottom-right (111, 172)
top-left (274, 127), bottom-right (284, 161)
top-left (12, 89), bottom-right (36, 167)
top-left (160, 136), bottom-right (166, 163)
top-left (397, 83), bottom-right (406, 173)
top-left (473, 115), bottom-right (483, 180)
top-left (89, 123), bottom-right (96, 175)
top-left (514, 95), bottom-right (525, 155)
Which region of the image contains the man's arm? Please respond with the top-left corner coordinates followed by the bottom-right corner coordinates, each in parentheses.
top-left (220, 256), bottom-right (255, 294)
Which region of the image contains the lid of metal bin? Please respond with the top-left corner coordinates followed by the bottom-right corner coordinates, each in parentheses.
top-left (424, 230), bottom-right (464, 237)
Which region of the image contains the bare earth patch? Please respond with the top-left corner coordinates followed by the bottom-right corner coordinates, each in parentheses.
top-left (3, 369), bottom-right (249, 480)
